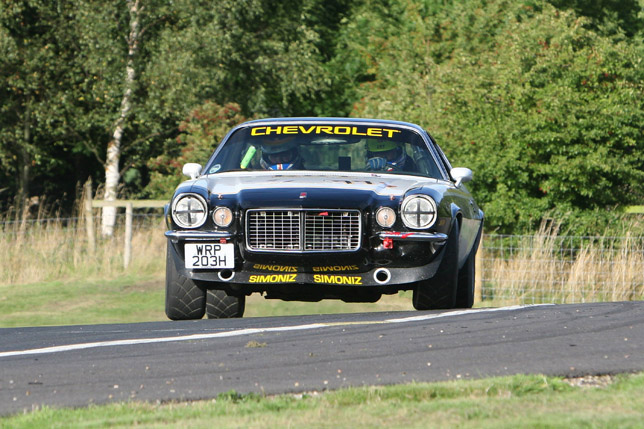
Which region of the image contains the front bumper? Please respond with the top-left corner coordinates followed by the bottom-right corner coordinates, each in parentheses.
top-left (166, 229), bottom-right (449, 288)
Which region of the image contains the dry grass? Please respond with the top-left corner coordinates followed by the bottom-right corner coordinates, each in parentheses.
top-left (0, 201), bottom-right (166, 287)
top-left (479, 221), bottom-right (644, 306)
top-left (2, 203), bottom-right (643, 307)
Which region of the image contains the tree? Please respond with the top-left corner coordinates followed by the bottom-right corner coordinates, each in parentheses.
top-left (345, 0), bottom-right (644, 233)
top-left (145, 101), bottom-right (246, 198)
top-left (101, 0), bottom-right (142, 236)
top-left (0, 0), bottom-right (103, 211)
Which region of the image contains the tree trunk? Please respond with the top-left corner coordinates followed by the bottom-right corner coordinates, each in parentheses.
top-left (17, 105), bottom-right (31, 205)
top-left (101, 0), bottom-right (141, 236)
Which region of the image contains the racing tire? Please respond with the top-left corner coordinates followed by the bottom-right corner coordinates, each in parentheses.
top-left (165, 242), bottom-right (206, 320)
top-left (206, 289), bottom-right (245, 319)
top-left (412, 221), bottom-right (459, 310)
top-left (455, 225), bottom-right (482, 308)
top-left (455, 249), bottom-right (475, 308)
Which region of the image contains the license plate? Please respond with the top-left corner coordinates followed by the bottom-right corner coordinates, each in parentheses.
top-left (185, 243), bottom-right (234, 269)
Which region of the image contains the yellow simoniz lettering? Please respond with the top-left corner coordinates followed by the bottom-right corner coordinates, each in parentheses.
top-left (265, 126), bottom-right (282, 135)
top-left (299, 126), bottom-right (316, 134)
top-left (251, 127), bottom-right (266, 136)
top-left (312, 265), bottom-right (360, 272)
top-left (351, 127), bottom-right (367, 136)
top-left (253, 264), bottom-right (297, 272)
top-left (382, 128), bottom-right (402, 138)
top-left (249, 274), bottom-right (297, 283)
top-left (366, 128), bottom-right (383, 137)
top-left (316, 126), bottom-right (334, 134)
top-left (313, 274), bottom-right (362, 285)
top-left (282, 126), bottom-right (298, 134)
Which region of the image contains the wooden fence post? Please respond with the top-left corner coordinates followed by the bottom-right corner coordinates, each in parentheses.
top-left (90, 199), bottom-right (166, 269)
top-left (124, 202), bottom-right (133, 269)
top-left (84, 179), bottom-right (96, 255)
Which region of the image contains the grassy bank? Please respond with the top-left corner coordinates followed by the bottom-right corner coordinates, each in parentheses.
top-left (0, 274), bottom-right (414, 327)
top-left (0, 212), bottom-right (642, 327)
top-left (2, 373), bottom-right (644, 427)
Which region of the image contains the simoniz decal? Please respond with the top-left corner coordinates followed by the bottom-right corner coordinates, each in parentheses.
top-left (249, 274), bottom-right (297, 283)
top-left (313, 275), bottom-right (363, 285)
top-left (251, 126), bottom-right (402, 138)
top-left (252, 264), bottom-right (298, 273)
top-left (312, 265), bottom-right (360, 272)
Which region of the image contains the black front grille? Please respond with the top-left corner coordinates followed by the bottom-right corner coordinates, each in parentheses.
top-left (246, 209), bottom-right (361, 252)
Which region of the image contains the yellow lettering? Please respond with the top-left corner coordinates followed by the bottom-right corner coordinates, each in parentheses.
top-left (253, 264), bottom-right (297, 272)
top-left (383, 128), bottom-right (402, 138)
top-left (313, 275), bottom-right (362, 285)
top-left (299, 126), bottom-right (316, 134)
top-left (249, 274), bottom-right (297, 283)
top-left (312, 265), bottom-right (359, 272)
top-left (251, 125), bottom-right (402, 139)
top-left (265, 126), bottom-right (282, 135)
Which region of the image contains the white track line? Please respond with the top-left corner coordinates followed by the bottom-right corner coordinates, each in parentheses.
top-left (0, 305), bottom-right (550, 359)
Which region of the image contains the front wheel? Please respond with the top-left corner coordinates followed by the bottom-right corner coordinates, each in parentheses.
top-left (454, 249), bottom-right (475, 308)
top-left (165, 242), bottom-right (206, 320)
top-left (412, 221), bottom-right (459, 310)
top-left (455, 224), bottom-right (482, 308)
top-left (206, 289), bottom-right (245, 318)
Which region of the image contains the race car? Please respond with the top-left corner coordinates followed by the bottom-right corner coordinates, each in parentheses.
top-left (164, 117), bottom-right (484, 319)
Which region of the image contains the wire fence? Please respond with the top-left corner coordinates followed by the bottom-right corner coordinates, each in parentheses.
top-left (479, 233), bottom-right (644, 305)
top-left (0, 212), bottom-right (165, 237)
top-left (1, 213), bottom-right (643, 305)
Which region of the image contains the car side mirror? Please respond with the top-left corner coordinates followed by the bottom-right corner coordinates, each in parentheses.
top-left (450, 167), bottom-right (472, 188)
top-left (182, 163), bottom-right (202, 179)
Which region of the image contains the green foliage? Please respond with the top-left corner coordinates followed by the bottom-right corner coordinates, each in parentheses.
top-left (0, 0), bottom-right (95, 202)
top-left (346, 0), bottom-right (644, 233)
top-left (0, 0), bottom-right (642, 235)
top-left (144, 102), bottom-right (247, 199)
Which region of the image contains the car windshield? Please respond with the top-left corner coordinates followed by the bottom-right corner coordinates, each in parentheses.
top-left (204, 123), bottom-right (445, 179)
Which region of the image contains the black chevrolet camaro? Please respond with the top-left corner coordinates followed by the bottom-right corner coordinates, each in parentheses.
top-left (164, 118), bottom-right (484, 319)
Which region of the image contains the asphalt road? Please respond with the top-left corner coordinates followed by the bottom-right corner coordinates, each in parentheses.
top-left (1, 301), bottom-right (643, 416)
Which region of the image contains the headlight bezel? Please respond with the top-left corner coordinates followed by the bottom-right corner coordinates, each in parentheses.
top-left (400, 195), bottom-right (437, 230)
top-left (171, 193), bottom-right (209, 229)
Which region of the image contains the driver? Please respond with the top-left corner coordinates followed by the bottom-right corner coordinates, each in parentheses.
top-left (260, 136), bottom-right (302, 170)
top-left (365, 140), bottom-right (416, 172)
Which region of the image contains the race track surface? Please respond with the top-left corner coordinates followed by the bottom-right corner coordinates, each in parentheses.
top-left (1, 301), bottom-right (643, 415)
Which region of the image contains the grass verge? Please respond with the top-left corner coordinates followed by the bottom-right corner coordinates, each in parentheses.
top-left (2, 373), bottom-right (643, 428)
top-left (0, 275), bottom-right (166, 328)
top-left (0, 274), bottom-right (415, 328)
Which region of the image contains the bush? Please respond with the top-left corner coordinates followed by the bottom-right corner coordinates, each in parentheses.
top-left (144, 101), bottom-right (247, 198)
top-left (345, 0), bottom-right (644, 234)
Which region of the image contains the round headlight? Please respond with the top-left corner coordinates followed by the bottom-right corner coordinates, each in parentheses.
top-left (171, 194), bottom-right (208, 229)
top-left (375, 207), bottom-right (396, 228)
top-left (212, 207), bottom-right (233, 227)
top-left (401, 195), bottom-right (437, 229)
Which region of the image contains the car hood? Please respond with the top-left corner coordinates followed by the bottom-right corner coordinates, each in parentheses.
top-left (196, 171), bottom-right (441, 209)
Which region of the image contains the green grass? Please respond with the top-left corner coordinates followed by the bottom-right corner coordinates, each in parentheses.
top-left (2, 373), bottom-right (644, 428)
top-left (0, 274), bottom-right (416, 328)
top-left (0, 275), bottom-right (166, 328)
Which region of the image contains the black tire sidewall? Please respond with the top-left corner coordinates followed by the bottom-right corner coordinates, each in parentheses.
top-left (165, 242), bottom-right (206, 320)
